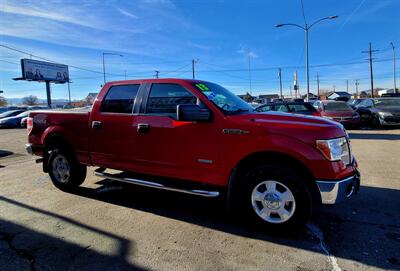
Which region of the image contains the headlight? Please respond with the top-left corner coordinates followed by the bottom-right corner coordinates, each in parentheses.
top-left (323, 116), bottom-right (333, 120)
top-left (316, 137), bottom-right (351, 165)
top-left (352, 113), bottom-right (360, 119)
top-left (378, 112), bottom-right (392, 118)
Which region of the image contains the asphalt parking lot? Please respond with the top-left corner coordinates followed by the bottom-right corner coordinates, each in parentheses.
top-left (0, 128), bottom-right (399, 271)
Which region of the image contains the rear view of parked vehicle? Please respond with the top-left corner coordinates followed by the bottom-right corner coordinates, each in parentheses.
top-left (313, 100), bottom-right (360, 128)
top-left (356, 98), bottom-right (400, 127)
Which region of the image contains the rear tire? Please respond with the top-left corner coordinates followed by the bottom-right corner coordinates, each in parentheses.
top-left (48, 148), bottom-right (86, 191)
top-left (234, 165), bottom-right (312, 231)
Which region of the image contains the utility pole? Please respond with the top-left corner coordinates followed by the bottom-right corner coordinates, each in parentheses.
top-left (346, 79), bottom-right (349, 93)
top-left (155, 70), bottom-right (160, 79)
top-left (192, 59), bottom-right (198, 80)
top-left (355, 79), bottom-right (360, 98)
top-left (247, 48), bottom-right (252, 95)
top-left (316, 72), bottom-right (320, 98)
top-left (278, 68), bottom-right (283, 99)
top-left (390, 42), bottom-right (397, 93)
top-left (362, 43), bottom-right (379, 98)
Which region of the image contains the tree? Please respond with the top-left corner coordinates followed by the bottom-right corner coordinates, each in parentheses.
top-left (0, 96), bottom-right (7, 107)
top-left (22, 95), bottom-right (39, 105)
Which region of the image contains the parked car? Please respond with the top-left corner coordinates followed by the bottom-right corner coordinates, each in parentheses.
top-left (313, 100), bottom-right (360, 127)
top-left (0, 106), bottom-right (27, 114)
top-left (0, 111), bottom-right (30, 128)
top-left (0, 109), bottom-right (26, 120)
top-left (256, 101), bottom-right (321, 116)
top-left (26, 79), bottom-right (360, 230)
top-left (356, 97), bottom-right (400, 127)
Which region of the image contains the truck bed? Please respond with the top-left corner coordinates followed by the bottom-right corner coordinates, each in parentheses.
top-left (28, 109), bottom-right (92, 165)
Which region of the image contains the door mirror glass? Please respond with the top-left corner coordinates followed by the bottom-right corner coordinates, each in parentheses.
top-left (177, 104), bottom-right (212, 122)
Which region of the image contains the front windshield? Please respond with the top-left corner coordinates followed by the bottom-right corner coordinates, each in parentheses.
top-left (325, 102), bottom-right (352, 111)
top-left (192, 82), bottom-right (253, 114)
top-left (373, 99), bottom-right (400, 107)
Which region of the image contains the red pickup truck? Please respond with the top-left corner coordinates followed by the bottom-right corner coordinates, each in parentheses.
top-left (26, 79), bottom-right (360, 229)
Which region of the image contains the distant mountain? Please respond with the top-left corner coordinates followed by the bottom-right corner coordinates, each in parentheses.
top-left (5, 98), bottom-right (70, 105)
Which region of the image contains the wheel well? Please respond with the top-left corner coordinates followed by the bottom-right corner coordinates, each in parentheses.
top-left (42, 134), bottom-right (74, 172)
top-left (228, 151), bottom-right (321, 208)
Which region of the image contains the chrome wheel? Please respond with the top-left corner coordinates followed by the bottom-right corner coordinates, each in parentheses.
top-left (51, 154), bottom-right (70, 184)
top-left (251, 180), bottom-right (296, 224)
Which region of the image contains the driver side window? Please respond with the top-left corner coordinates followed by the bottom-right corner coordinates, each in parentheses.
top-left (146, 83), bottom-right (197, 118)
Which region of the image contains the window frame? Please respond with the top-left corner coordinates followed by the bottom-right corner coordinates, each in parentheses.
top-left (100, 84), bottom-right (141, 115)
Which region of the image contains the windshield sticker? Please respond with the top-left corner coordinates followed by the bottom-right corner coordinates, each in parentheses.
top-left (195, 83), bottom-right (209, 91)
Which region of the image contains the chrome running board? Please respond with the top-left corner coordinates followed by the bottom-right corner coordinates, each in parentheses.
top-left (94, 171), bottom-right (219, 198)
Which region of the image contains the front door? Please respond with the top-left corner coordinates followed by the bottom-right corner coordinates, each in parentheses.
top-left (133, 83), bottom-right (220, 184)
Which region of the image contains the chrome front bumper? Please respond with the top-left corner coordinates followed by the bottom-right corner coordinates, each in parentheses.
top-left (316, 173), bottom-right (360, 204)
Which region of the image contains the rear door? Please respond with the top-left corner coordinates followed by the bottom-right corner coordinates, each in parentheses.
top-left (90, 84), bottom-right (141, 170)
top-left (133, 83), bottom-right (220, 184)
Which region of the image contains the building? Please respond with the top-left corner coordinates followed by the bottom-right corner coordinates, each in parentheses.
top-left (327, 91), bottom-right (352, 101)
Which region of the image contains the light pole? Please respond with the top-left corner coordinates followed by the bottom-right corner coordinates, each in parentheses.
top-left (390, 42), bottom-right (397, 93)
top-left (275, 15), bottom-right (338, 101)
top-left (102, 52), bottom-right (123, 83)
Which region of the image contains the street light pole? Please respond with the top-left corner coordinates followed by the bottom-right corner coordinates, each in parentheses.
top-left (305, 27), bottom-right (309, 101)
top-left (390, 42), bottom-right (397, 93)
top-left (102, 52), bottom-right (123, 84)
top-left (275, 15), bottom-right (338, 101)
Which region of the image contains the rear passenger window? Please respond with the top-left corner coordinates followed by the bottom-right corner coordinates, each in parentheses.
top-left (146, 83), bottom-right (197, 116)
top-left (101, 84), bottom-right (139, 113)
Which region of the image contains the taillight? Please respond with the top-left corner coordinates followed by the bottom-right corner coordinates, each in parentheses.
top-left (27, 117), bottom-right (33, 133)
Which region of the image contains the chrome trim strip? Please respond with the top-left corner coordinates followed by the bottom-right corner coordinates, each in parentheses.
top-left (197, 159), bottom-right (213, 164)
top-left (316, 175), bottom-right (355, 204)
top-left (94, 172), bottom-right (219, 198)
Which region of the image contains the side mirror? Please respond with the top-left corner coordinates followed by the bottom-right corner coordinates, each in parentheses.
top-left (177, 104), bottom-right (212, 122)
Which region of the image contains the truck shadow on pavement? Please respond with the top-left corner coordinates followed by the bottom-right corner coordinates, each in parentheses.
top-left (64, 180), bottom-right (400, 270)
top-left (349, 132), bottom-right (400, 140)
top-left (0, 196), bottom-right (149, 271)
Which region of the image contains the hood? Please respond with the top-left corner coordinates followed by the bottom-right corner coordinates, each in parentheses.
top-left (374, 106), bottom-right (400, 114)
top-left (228, 111), bottom-right (347, 144)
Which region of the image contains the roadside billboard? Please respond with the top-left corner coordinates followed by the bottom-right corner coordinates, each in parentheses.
top-left (21, 58), bottom-right (69, 83)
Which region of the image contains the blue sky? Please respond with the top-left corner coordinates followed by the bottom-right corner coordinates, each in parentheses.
top-left (0, 0), bottom-right (399, 100)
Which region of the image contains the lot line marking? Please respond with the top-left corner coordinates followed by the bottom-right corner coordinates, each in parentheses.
top-left (307, 223), bottom-right (342, 271)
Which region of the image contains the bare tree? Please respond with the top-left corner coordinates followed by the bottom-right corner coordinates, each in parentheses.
top-left (0, 96), bottom-right (7, 107)
top-left (22, 95), bottom-right (39, 105)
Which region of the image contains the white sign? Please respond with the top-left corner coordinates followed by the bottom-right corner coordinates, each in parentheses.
top-left (21, 58), bottom-right (69, 83)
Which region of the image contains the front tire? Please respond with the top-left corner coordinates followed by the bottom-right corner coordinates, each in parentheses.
top-left (48, 148), bottom-right (86, 191)
top-left (235, 165), bottom-right (312, 230)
